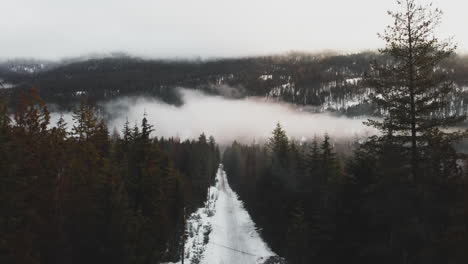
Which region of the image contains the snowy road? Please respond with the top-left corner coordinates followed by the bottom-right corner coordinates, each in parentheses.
top-left (201, 167), bottom-right (274, 264)
top-left (171, 165), bottom-right (278, 264)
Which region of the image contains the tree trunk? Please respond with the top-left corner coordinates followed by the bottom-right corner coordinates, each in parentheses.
top-left (407, 6), bottom-right (418, 180)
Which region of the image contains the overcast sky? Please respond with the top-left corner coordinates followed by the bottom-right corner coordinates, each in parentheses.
top-left (1, 0), bottom-right (466, 60)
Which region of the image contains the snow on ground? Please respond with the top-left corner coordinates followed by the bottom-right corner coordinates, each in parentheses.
top-left (0, 79), bottom-right (15, 89)
top-left (168, 165), bottom-right (280, 264)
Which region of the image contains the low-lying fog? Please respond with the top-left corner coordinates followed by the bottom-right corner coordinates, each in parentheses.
top-left (52, 89), bottom-right (378, 144)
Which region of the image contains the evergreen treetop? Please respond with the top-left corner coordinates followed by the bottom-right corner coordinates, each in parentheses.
top-left (268, 122), bottom-right (289, 160)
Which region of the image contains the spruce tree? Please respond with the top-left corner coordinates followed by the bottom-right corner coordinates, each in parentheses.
top-left (268, 122), bottom-right (289, 162)
top-left (321, 134), bottom-right (338, 182)
top-left (366, 0), bottom-right (465, 177)
top-left (141, 113), bottom-right (154, 141)
top-left (304, 137), bottom-right (322, 192)
top-left (122, 117), bottom-right (131, 143)
top-left (307, 137), bottom-right (320, 168)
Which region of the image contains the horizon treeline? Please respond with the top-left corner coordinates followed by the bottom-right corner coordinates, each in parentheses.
top-left (0, 88), bottom-right (220, 264)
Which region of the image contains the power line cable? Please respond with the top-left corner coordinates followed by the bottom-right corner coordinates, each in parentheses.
top-left (208, 241), bottom-right (259, 257)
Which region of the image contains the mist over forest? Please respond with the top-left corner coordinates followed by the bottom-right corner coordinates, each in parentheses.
top-left (2, 1), bottom-right (468, 264)
top-left (48, 88), bottom-right (376, 144)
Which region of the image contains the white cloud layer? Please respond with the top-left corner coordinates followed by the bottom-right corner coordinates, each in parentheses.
top-left (1, 0), bottom-right (465, 59)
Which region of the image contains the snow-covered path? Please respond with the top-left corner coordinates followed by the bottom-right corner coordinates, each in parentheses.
top-left (171, 165), bottom-right (279, 264)
top-left (201, 167), bottom-right (274, 264)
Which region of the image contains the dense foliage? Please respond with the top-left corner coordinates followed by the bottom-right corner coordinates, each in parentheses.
top-left (0, 88), bottom-right (220, 264)
top-left (223, 124), bottom-right (468, 264)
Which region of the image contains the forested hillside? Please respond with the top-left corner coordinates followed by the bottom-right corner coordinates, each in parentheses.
top-left (2, 53), bottom-right (468, 116)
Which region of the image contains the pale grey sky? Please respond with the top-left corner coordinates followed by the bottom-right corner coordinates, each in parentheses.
top-left (1, 0), bottom-right (466, 60)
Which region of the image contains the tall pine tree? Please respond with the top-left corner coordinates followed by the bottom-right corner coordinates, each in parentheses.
top-left (365, 0), bottom-right (465, 178)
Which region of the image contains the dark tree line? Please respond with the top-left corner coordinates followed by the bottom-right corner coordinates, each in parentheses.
top-left (223, 122), bottom-right (468, 264)
top-left (0, 88), bottom-right (220, 264)
top-left (222, 125), bottom-right (342, 264)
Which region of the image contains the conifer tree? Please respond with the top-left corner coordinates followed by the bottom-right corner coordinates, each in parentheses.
top-left (305, 136), bottom-right (322, 190)
top-left (132, 122), bottom-right (140, 139)
top-left (268, 122), bottom-right (289, 162)
top-left (307, 137), bottom-right (320, 167)
top-left (72, 100), bottom-right (99, 140)
top-left (321, 134), bottom-right (338, 181)
top-left (141, 113), bottom-right (154, 141)
top-left (54, 114), bottom-right (68, 138)
top-left (198, 133), bottom-right (207, 144)
top-left (366, 0), bottom-right (465, 177)
top-left (122, 117), bottom-right (131, 143)
top-left (288, 140), bottom-right (305, 188)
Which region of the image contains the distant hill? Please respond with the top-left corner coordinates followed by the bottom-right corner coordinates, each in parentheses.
top-left (1, 52), bottom-right (468, 116)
